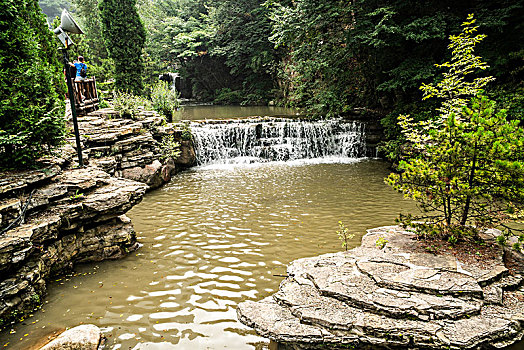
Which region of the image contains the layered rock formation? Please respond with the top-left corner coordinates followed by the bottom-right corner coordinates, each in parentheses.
top-left (0, 164), bottom-right (147, 329)
top-left (238, 226), bottom-right (524, 349)
top-left (0, 107), bottom-right (197, 330)
top-left (76, 108), bottom-right (196, 190)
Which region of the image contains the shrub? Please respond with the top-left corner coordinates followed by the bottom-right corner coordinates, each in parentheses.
top-left (387, 15), bottom-right (524, 238)
top-left (112, 91), bottom-right (150, 120)
top-left (151, 81), bottom-right (180, 122)
top-left (0, 0), bottom-right (66, 168)
top-left (214, 88), bottom-right (243, 105)
top-left (180, 122), bottom-right (192, 141)
top-left (159, 134), bottom-right (181, 161)
top-left (336, 221), bottom-right (354, 251)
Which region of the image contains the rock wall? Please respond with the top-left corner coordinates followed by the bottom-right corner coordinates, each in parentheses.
top-left (0, 108), bottom-right (197, 330)
top-left (0, 166), bottom-right (147, 329)
top-left (76, 108), bottom-right (196, 190)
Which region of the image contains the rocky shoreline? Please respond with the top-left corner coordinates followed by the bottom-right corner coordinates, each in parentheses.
top-left (238, 226), bottom-right (524, 349)
top-left (0, 108), bottom-right (195, 330)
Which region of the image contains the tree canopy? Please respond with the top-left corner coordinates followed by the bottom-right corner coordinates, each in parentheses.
top-left (0, 0), bottom-right (65, 167)
top-left (99, 0), bottom-right (146, 94)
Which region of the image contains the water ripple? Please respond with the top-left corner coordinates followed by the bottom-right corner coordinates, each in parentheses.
top-left (1, 160), bottom-right (420, 350)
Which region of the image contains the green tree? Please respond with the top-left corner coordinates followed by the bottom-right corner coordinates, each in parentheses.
top-left (207, 0), bottom-right (278, 104)
top-left (389, 96), bottom-right (524, 231)
top-left (69, 0), bottom-right (111, 79)
top-left (99, 0), bottom-right (145, 94)
top-left (266, 0), bottom-right (523, 116)
top-left (387, 15), bottom-right (524, 236)
top-left (140, 0), bottom-right (278, 103)
top-left (0, 0), bottom-right (66, 168)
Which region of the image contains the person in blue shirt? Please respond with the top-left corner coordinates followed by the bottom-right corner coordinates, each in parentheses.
top-left (72, 56), bottom-right (87, 82)
top-left (67, 56), bottom-right (88, 101)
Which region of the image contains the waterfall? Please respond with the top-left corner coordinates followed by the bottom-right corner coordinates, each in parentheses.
top-left (190, 117), bottom-right (366, 165)
top-left (159, 72), bottom-right (180, 93)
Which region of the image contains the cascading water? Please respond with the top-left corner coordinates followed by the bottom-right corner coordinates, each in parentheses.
top-left (190, 117), bottom-right (366, 165)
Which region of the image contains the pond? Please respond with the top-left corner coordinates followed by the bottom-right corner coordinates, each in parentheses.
top-left (2, 159), bottom-right (419, 349)
top-left (173, 105), bottom-right (299, 121)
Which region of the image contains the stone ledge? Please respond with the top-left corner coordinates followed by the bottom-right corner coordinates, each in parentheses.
top-left (0, 166), bottom-right (147, 330)
top-left (238, 226), bottom-right (524, 349)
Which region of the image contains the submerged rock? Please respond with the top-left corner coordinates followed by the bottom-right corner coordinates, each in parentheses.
top-left (237, 226), bottom-right (524, 349)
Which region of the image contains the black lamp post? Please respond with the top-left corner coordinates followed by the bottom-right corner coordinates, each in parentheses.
top-left (53, 10), bottom-right (85, 167)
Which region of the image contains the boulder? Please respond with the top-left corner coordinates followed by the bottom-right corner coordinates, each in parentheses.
top-left (39, 324), bottom-right (101, 350)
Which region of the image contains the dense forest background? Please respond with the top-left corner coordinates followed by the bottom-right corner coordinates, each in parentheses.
top-left (37, 0), bottom-right (524, 155)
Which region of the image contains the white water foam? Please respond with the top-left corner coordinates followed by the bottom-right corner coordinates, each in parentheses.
top-left (190, 117), bottom-right (366, 167)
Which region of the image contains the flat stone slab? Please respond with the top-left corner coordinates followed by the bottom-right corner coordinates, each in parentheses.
top-left (288, 254), bottom-right (482, 320)
top-left (238, 226), bottom-right (524, 349)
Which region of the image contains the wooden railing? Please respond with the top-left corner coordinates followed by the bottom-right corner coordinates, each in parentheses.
top-left (72, 77), bottom-right (100, 115)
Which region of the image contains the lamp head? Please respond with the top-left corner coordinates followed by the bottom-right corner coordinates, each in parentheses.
top-left (52, 9), bottom-right (84, 48)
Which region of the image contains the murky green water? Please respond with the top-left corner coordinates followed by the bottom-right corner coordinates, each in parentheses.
top-left (2, 160), bottom-right (419, 349)
top-left (174, 105), bottom-right (299, 121)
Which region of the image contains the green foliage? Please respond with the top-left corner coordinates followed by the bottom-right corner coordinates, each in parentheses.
top-left (214, 88), bottom-right (243, 105)
top-left (180, 122), bottom-right (192, 141)
top-left (99, 0), bottom-right (146, 95)
top-left (112, 91), bottom-right (150, 120)
top-left (391, 95), bottom-right (524, 234)
top-left (140, 0), bottom-right (277, 103)
top-left (207, 0), bottom-right (277, 103)
top-left (447, 234), bottom-right (458, 246)
top-left (99, 98), bottom-right (109, 108)
top-left (151, 81), bottom-right (180, 122)
top-left (336, 221), bottom-right (354, 251)
top-left (375, 237), bottom-right (388, 249)
top-left (496, 235), bottom-right (506, 246)
top-left (419, 14), bottom-right (495, 120)
top-left (266, 0), bottom-right (523, 117)
top-left (69, 189), bottom-right (84, 201)
top-left (159, 134), bottom-right (181, 161)
top-left (387, 16), bottom-right (524, 237)
top-left (0, 0), bottom-right (66, 168)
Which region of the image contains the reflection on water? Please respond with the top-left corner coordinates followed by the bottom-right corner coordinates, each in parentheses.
top-left (174, 105), bottom-right (298, 121)
top-left (2, 160), bottom-right (419, 349)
